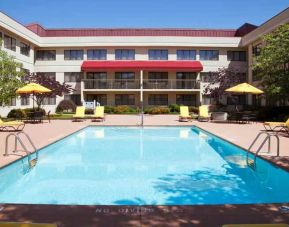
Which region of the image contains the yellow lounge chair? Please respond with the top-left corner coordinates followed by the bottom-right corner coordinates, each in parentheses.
top-left (198, 105), bottom-right (210, 121)
top-left (72, 106), bottom-right (85, 121)
top-left (92, 106), bottom-right (105, 122)
top-left (179, 106), bottom-right (192, 122)
top-left (263, 118), bottom-right (289, 133)
top-left (0, 222), bottom-right (57, 227)
top-left (0, 119), bottom-right (25, 131)
top-left (223, 224), bottom-right (289, 227)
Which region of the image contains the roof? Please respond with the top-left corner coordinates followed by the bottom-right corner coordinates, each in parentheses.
top-left (81, 60), bottom-right (203, 72)
top-left (25, 23), bottom-right (256, 38)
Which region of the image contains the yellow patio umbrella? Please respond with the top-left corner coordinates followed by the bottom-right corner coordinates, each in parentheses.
top-left (16, 83), bottom-right (52, 109)
top-left (225, 83), bottom-right (264, 94)
top-left (225, 83), bottom-right (263, 111)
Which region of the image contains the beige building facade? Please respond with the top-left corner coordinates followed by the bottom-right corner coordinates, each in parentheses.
top-left (0, 8), bottom-right (288, 116)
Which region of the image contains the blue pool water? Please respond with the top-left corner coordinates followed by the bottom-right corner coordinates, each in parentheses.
top-left (0, 126), bottom-right (289, 205)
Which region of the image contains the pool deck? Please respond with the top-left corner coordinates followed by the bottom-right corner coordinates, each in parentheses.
top-left (0, 114), bottom-right (289, 226)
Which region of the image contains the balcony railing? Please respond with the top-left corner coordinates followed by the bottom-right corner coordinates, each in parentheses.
top-left (83, 79), bottom-right (140, 89)
top-left (143, 79), bottom-right (199, 89)
top-left (83, 79), bottom-right (200, 89)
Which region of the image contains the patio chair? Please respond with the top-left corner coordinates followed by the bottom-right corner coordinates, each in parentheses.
top-left (91, 106), bottom-right (105, 122)
top-left (263, 118), bottom-right (289, 132)
top-left (179, 106), bottom-right (192, 122)
top-left (198, 105), bottom-right (210, 122)
top-left (72, 106), bottom-right (85, 121)
top-left (0, 119), bottom-right (25, 131)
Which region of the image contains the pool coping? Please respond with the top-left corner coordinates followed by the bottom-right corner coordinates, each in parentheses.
top-left (1, 124), bottom-right (289, 226)
top-left (194, 124), bottom-right (289, 173)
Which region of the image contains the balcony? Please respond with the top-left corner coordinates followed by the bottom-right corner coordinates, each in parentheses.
top-left (143, 79), bottom-right (200, 90)
top-left (83, 79), bottom-right (140, 89)
top-left (83, 79), bottom-right (200, 90)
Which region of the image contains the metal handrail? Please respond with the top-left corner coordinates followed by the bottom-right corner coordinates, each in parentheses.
top-left (4, 132), bottom-right (38, 168)
top-left (246, 131), bottom-right (280, 169)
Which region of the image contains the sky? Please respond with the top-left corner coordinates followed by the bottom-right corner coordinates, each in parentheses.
top-left (0, 0), bottom-right (288, 29)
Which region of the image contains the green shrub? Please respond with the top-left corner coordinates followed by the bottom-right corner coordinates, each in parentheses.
top-left (85, 109), bottom-right (94, 115)
top-left (7, 109), bottom-right (26, 119)
top-left (56, 100), bottom-right (76, 113)
top-left (169, 104), bottom-right (180, 113)
top-left (145, 106), bottom-right (170, 114)
top-left (104, 105), bottom-right (115, 113)
top-left (113, 105), bottom-right (130, 114)
top-left (23, 108), bottom-right (46, 115)
top-left (189, 106), bottom-right (199, 114)
top-left (256, 106), bottom-right (289, 121)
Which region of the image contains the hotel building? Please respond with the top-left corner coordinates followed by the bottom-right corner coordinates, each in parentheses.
top-left (0, 8), bottom-right (288, 116)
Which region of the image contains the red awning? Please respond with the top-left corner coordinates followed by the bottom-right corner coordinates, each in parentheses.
top-left (81, 61), bottom-right (203, 72)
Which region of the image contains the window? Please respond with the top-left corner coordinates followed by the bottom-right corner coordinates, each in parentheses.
top-left (4, 35), bottom-right (16, 51)
top-left (177, 50), bottom-right (196, 60)
top-left (252, 95), bottom-right (261, 106)
top-left (0, 32), bottom-right (2, 39)
top-left (176, 72), bottom-right (197, 89)
top-left (237, 73), bottom-right (247, 82)
top-left (64, 94), bottom-right (82, 105)
top-left (200, 72), bottom-right (215, 82)
top-left (86, 94), bottom-right (107, 105)
top-left (227, 51), bottom-right (246, 61)
top-left (20, 42), bottom-right (30, 56)
top-left (64, 72), bottom-right (82, 82)
top-left (37, 72), bottom-right (56, 81)
top-left (252, 43), bottom-right (262, 56)
top-left (176, 94), bottom-right (196, 106)
top-left (21, 96), bottom-right (30, 106)
top-left (252, 69), bottom-right (260, 82)
top-left (200, 50), bottom-right (219, 61)
top-left (115, 49), bottom-right (135, 60)
top-left (86, 72), bottom-right (107, 89)
top-left (115, 94), bottom-right (135, 105)
top-left (148, 94), bottom-right (168, 105)
top-left (87, 49), bottom-right (107, 60)
top-left (8, 97), bottom-right (16, 106)
top-left (43, 96), bottom-right (56, 105)
top-left (148, 49), bottom-right (168, 60)
top-left (36, 50), bottom-right (56, 61)
top-left (202, 95), bottom-right (213, 105)
top-left (148, 72), bottom-right (168, 80)
top-left (115, 72), bottom-right (135, 80)
top-left (227, 95), bottom-right (246, 105)
top-left (64, 50), bottom-right (83, 60)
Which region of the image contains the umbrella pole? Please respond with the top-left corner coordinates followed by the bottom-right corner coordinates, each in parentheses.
top-left (33, 91), bottom-right (35, 111)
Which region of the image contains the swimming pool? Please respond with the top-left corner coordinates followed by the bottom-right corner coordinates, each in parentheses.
top-left (0, 126), bottom-right (288, 205)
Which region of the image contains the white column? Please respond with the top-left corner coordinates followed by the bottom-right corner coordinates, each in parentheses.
top-left (140, 70), bottom-right (144, 126)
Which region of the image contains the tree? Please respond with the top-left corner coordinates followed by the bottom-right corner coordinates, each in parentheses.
top-left (0, 44), bottom-right (25, 105)
top-left (24, 73), bottom-right (75, 109)
top-left (202, 67), bottom-right (246, 104)
top-left (253, 24), bottom-right (289, 105)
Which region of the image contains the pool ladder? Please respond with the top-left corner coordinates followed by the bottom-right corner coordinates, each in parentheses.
top-left (246, 131), bottom-right (280, 169)
top-left (4, 132), bottom-right (38, 169)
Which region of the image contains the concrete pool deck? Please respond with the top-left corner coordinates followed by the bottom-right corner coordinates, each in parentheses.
top-left (0, 114), bottom-right (289, 226)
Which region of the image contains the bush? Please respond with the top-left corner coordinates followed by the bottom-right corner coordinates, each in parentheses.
top-left (169, 104), bottom-right (180, 113)
top-left (145, 106), bottom-right (170, 114)
top-left (23, 108), bottom-right (46, 115)
top-left (256, 106), bottom-right (289, 121)
top-left (85, 109), bottom-right (94, 115)
top-left (189, 106), bottom-right (199, 114)
top-left (7, 109), bottom-right (26, 119)
top-left (104, 106), bottom-right (114, 113)
top-left (56, 100), bottom-right (76, 113)
top-left (113, 105), bottom-right (130, 114)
